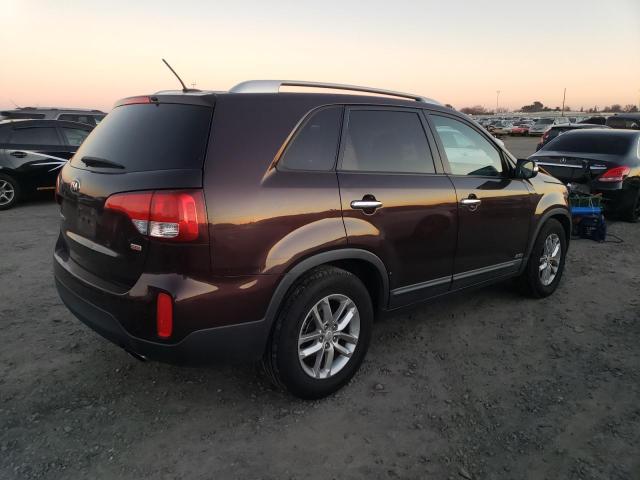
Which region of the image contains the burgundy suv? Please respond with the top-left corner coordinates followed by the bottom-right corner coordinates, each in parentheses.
top-left (54, 81), bottom-right (571, 399)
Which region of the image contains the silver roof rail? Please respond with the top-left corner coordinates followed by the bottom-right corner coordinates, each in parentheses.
top-left (229, 80), bottom-right (441, 105)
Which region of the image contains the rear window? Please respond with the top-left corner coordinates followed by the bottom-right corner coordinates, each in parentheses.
top-left (10, 127), bottom-right (60, 145)
top-left (544, 132), bottom-right (635, 156)
top-left (71, 104), bottom-right (212, 172)
top-left (536, 119), bottom-right (554, 125)
top-left (606, 117), bottom-right (640, 130)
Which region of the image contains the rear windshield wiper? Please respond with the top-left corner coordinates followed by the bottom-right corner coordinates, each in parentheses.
top-left (81, 156), bottom-right (125, 169)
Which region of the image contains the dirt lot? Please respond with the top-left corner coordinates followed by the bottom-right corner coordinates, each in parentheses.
top-left (1, 137), bottom-right (639, 479)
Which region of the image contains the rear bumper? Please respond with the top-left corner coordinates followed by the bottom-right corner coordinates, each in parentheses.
top-left (55, 275), bottom-right (270, 364)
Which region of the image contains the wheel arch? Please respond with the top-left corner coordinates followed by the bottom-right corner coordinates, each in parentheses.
top-left (263, 249), bottom-right (390, 331)
top-left (520, 207), bottom-right (571, 274)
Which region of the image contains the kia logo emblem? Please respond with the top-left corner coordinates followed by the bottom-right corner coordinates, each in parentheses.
top-left (70, 180), bottom-right (80, 193)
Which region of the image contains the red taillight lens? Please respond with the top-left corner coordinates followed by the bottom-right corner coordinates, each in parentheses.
top-left (104, 189), bottom-right (206, 242)
top-left (599, 166), bottom-right (631, 183)
top-left (156, 292), bottom-right (173, 338)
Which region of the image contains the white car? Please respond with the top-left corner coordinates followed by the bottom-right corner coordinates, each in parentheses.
top-left (528, 117), bottom-right (570, 136)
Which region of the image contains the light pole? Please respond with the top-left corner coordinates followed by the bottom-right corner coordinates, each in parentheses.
top-left (561, 87), bottom-right (566, 116)
top-left (496, 90), bottom-right (500, 113)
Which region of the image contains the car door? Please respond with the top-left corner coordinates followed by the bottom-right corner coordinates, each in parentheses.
top-left (337, 106), bottom-right (458, 307)
top-left (7, 124), bottom-right (69, 191)
top-left (426, 113), bottom-right (534, 289)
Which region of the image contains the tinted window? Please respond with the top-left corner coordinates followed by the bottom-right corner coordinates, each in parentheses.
top-left (58, 114), bottom-right (94, 125)
top-left (1, 112), bottom-right (46, 119)
top-left (431, 115), bottom-right (503, 176)
top-left (341, 110), bottom-right (435, 173)
top-left (279, 107), bottom-right (342, 171)
top-left (544, 132), bottom-right (635, 156)
top-left (536, 119), bottom-right (554, 125)
top-left (606, 117), bottom-right (640, 130)
top-left (10, 127), bottom-right (60, 145)
top-left (71, 104), bottom-right (212, 172)
top-left (62, 127), bottom-right (90, 146)
top-left (0, 127), bottom-right (9, 143)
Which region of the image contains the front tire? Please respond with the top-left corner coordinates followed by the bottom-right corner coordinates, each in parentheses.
top-left (263, 266), bottom-right (373, 399)
top-left (519, 219), bottom-right (567, 298)
top-left (0, 174), bottom-right (20, 210)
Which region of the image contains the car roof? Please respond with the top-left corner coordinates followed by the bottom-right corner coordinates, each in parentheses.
top-left (0, 107), bottom-right (105, 114)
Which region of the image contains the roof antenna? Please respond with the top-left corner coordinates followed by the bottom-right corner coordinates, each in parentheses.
top-left (162, 59), bottom-right (197, 93)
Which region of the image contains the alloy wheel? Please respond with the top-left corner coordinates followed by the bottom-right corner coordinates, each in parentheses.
top-left (298, 294), bottom-right (360, 379)
top-left (539, 233), bottom-right (561, 286)
top-left (0, 180), bottom-right (15, 206)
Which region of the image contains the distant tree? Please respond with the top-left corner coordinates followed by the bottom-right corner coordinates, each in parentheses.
top-left (521, 101), bottom-right (544, 112)
top-left (495, 107), bottom-right (510, 114)
top-left (624, 104), bottom-right (639, 113)
top-left (580, 106), bottom-right (584, 112)
top-left (460, 105), bottom-right (487, 115)
top-left (444, 103), bottom-right (454, 109)
top-left (563, 106), bottom-right (572, 112)
top-left (554, 106), bottom-right (560, 111)
top-left (609, 104), bottom-right (623, 113)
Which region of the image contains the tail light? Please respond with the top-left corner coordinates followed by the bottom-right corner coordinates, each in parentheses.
top-left (598, 166), bottom-right (630, 183)
top-left (113, 96), bottom-right (155, 108)
top-left (105, 189), bottom-right (207, 242)
top-left (156, 292), bottom-right (173, 338)
top-left (541, 130), bottom-right (550, 143)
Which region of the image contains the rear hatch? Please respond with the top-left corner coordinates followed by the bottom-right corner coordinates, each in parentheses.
top-left (57, 97), bottom-right (214, 290)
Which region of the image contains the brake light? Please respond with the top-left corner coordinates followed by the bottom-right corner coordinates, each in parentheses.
top-left (156, 292), bottom-right (173, 338)
top-left (541, 130), bottom-right (550, 142)
top-left (599, 166), bottom-right (630, 183)
top-left (113, 96), bottom-right (154, 108)
top-left (104, 190), bottom-right (206, 242)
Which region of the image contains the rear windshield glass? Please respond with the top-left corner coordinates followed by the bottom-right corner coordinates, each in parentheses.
top-left (71, 104), bottom-right (212, 172)
top-left (544, 132), bottom-right (635, 156)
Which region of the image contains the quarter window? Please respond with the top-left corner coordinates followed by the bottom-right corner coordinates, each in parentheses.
top-left (279, 106), bottom-right (342, 171)
top-left (430, 115), bottom-right (503, 176)
top-left (10, 127), bottom-right (60, 145)
top-left (341, 110), bottom-right (435, 174)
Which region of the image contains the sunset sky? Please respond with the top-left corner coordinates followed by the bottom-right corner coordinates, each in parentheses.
top-left (1, 0), bottom-right (639, 113)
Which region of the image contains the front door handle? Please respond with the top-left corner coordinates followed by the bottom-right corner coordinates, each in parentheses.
top-left (10, 151), bottom-right (27, 158)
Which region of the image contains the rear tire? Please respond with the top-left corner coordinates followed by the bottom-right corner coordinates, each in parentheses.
top-left (623, 188), bottom-right (640, 223)
top-left (0, 174), bottom-right (20, 210)
top-left (263, 266), bottom-right (373, 399)
top-left (519, 219), bottom-right (567, 298)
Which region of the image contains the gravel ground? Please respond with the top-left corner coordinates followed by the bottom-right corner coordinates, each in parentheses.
top-left (1, 138), bottom-right (639, 479)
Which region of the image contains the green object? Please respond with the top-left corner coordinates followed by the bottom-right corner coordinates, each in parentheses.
top-left (569, 193), bottom-right (602, 209)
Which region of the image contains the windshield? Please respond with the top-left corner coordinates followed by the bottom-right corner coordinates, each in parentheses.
top-left (71, 103), bottom-right (212, 172)
top-left (536, 119), bottom-right (554, 125)
top-left (543, 132), bottom-right (635, 156)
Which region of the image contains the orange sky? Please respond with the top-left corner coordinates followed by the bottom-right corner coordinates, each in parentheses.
top-left (1, 0), bottom-right (639, 112)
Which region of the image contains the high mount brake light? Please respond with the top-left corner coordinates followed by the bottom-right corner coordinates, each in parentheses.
top-left (599, 166), bottom-right (631, 183)
top-left (104, 190), bottom-right (206, 242)
top-left (113, 96), bottom-right (155, 108)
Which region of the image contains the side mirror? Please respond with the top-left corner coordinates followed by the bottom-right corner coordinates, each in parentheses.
top-left (515, 159), bottom-right (539, 179)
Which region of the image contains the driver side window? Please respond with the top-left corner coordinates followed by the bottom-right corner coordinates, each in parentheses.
top-left (430, 115), bottom-right (503, 177)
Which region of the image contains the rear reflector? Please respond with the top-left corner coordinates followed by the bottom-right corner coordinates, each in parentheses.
top-left (104, 189), bottom-right (206, 242)
top-left (156, 292), bottom-right (173, 338)
top-left (599, 166), bottom-right (630, 183)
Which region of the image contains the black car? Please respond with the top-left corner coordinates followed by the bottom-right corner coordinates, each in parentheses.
top-left (530, 129), bottom-right (640, 221)
top-left (536, 123), bottom-right (611, 151)
top-left (0, 119), bottom-right (93, 210)
top-left (605, 113), bottom-right (640, 130)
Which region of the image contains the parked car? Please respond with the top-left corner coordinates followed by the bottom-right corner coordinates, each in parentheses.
top-left (605, 113), bottom-right (640, 130)
top-left (0, 107), bottom-right (106, 126)
top-left (488, 120), bottom-right (513, 135)
top-left (0, 119), bottom-right (93, 210)
top-left (54, 80), bottom-right (571, 399)
top-left (510, 123), bottom-right (531, 136)
top-left (536, 123), bottom-right (611, 151)
top-left (530, 129), bottom-right (640, 221)
top-left (528, 117), bottom-right (570, 136)
top-left (579, 116), bottom-right (607, 125)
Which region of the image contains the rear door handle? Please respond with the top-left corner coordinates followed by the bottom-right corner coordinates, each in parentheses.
top-left (460, 198), bottom-right (481, 206)
top-left (10, 151), bottom-right (27, 158)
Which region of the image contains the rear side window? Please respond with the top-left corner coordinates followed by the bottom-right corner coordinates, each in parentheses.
top-left (544, 132), bottom-right (635, 156)
top-left (1, 112), bottom-right (46, 119)
top-left (341, 110), bottom-right (435, 174)
top-left (279, 106), bottom-right (342, 171)
top-left (0, 127), bottom-right (9, 143)
top-left (58, 114), bottom-right (94, 125)
top-left (430, 115), bottom-right (503, 176)
top-left (10, 127), bottom-right (60, 145)
top-left (71, 104), bottom-right (212, 172)
top-left (62, 127), bottom-right (90, 146)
